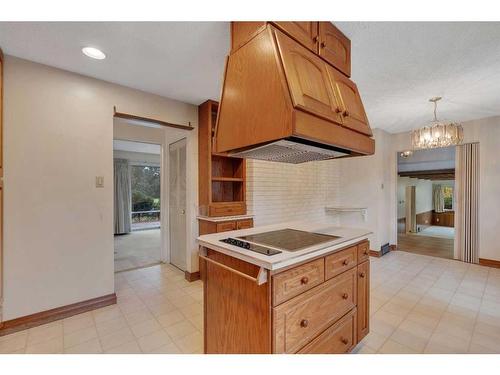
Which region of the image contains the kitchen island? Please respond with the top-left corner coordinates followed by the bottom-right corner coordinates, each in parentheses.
top-left (197, 221), bottom-right (371, 354)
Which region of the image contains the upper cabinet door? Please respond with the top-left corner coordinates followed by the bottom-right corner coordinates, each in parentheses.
top-left (318, 22), bottom-right (351, 77)
top-left (326, 66), bottom-right (372, 136)
top-left (273, 22), bottom-right (318, 52)
top-left (275, 30), bottom-right (343, 124)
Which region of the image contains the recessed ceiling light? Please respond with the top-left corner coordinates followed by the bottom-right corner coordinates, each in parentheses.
top-left (82, 47), bottom-right (106, 60)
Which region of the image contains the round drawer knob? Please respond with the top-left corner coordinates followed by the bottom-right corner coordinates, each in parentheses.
top-left (342, 293), bottom-right (349, 300)
top-left (359, 272), bottom-right (366, 278)
top-left (343, 110), bottom-right (350, 117)
top-left (320, 42), bottom-right (326, 48)
top-left (341, 337), bottom-right (349, 345)
top-left (342, 259), bottom-right (349, 266)
top-left (300, 319), bottom-right (309, 328)
top-left (300, 276), bottom-right (309, 285)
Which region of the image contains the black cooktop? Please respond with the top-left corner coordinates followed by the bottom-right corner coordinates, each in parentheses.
top-left (237, 228), bottom-right (341, 252)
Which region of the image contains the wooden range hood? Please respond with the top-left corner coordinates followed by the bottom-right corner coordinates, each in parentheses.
top-left (214, 22), bottom-right (375, 164)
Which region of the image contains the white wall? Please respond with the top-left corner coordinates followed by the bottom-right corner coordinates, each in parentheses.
top-left (246, 159), bottom-right (339, 227)
top-left (3, 56), bottom-right (197, 320)
top-left (397, 177), bottom-right (433, 219)
top-left (334, 129), bottom-right (394, 252)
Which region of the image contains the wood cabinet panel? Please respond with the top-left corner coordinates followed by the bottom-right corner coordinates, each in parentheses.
top-left (357, 241), bottom-right (370, 263)
top-left (326, 66), bottom-right (372, 136)
top-left (208, 202), bottom-right (246, 217)
top-left (298, 308), bottom-right (356, 354)
top-left (236, 218), bottom-right (254, 230)
top-left (273, 268), bottom-right (356, 353)
top-left (432, 211), bottom-right (454, 227)
top-left (325, 246), bottom-right (357, 280)
top-left (272, 258), bottom-right (324, 306)
top-left (274, 30), bottom-right (343, 124)
top-left (318, 22), bottom-right (351, 77)
top-left (204, 249), bottom-right (271, 353)
top-left (216, 221), bottom-right (237, 232)
top-left (273, 22), bottom-right (318, 52)
top-left (231, 22), bottom-right (266, 52)
top-left (357, 260), bottom-right (370, 341)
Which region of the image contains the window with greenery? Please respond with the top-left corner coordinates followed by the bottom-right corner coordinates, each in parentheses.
top-left (443, 186), bottom-right (453, 210)
top-left (131, 165), bottom-right (160, 223)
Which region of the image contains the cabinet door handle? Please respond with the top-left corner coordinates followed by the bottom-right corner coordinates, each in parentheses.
top-left (341, 337), bottom-right (349, 345)
top-left (300, 319), bottom-right (309, 328)
top-left (335, 107), bottom-right (342, 113)
top-left (312, 36), bottom-right (319, 43)
top-left (343, 110), bottom-right (350, 117)
top-left (359, 272), bottom-right (366, 278)
top-left (320, 41), bottom-right (326, 48)
top-left (342, 293), bottom-right (349, 300)
top-left (342, 259), bottom-right (349, 266)
top-left (300, 276), bottom-right (309, 285)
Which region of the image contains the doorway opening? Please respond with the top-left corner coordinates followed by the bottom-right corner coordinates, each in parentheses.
top-left (113, 139), bottom-right (162, 272)
top-left (113, 114), bottom-right (193, 274)
top-left (397, 146), bottom-right (456, 259)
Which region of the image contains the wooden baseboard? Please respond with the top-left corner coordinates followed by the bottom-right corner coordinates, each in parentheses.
top-left (390, 244), bottom-right (398, 251)
top-left (479, 258), bottom-right (500, 269)
top-left (185, 271), bottom-right (201, 282)
top-left (0, 293), bottom-right (117, 337)
top-left (369, 250), bottom-right (381, 258)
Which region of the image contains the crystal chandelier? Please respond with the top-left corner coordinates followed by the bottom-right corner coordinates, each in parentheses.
top-left (411, 97), bottom-right (464, 150)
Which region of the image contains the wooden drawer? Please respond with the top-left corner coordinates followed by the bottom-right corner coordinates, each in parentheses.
top-left (236, 218), bottom-right (253, 230)
top-left (216, 221), bottom-right (237, 232)
top-left (209, 202), bottom-right (246, 217)
top-left (272, 259), bottom-right (324, 306)
top-left (357, 241), bottom-right (370, 263)
top-left (273, 268), bottom-right (356, 353)
top-left (298, 308), bottom-right (357, 354)
top-left (325, 246), bottom-right (357, 280)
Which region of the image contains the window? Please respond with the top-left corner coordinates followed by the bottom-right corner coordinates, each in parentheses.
top-left (443, 186), bottom-right (453, 210)
top-left (130, 165), bottom-right (160, 225)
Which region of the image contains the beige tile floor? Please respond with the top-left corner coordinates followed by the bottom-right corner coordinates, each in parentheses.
top-left (1, 250), bottom-right (500, 354)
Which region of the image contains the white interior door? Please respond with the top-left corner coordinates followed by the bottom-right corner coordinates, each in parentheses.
top-left (169, 138), bottom-right (187, 271)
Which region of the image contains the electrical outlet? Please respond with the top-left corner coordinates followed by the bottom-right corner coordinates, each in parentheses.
top-left (95, 176), bottom-right (104, 188)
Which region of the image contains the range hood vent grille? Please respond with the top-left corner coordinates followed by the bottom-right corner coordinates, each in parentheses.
top-left (229, 139), bottom-right (349, 164)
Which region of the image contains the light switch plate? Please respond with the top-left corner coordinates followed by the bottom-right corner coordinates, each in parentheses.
top-left (95, 176), bottom-right (104, 188)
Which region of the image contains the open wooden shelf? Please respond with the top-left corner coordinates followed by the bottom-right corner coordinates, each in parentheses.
top-left (198, 100), bottom-right (247, 217)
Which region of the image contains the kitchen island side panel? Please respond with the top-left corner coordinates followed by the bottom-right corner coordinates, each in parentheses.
top-left (203, 249), bottom-right (272, 353)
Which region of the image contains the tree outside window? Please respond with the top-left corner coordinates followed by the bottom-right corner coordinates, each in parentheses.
top-left (443, 186), bottom-right (453, 210)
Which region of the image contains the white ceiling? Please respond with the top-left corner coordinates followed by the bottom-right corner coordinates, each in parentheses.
top-left (0, 22), bottom-right (230, 105)
top-left (337, 22), bottom-right (500, 133)
top-left (113, 139), bottom-right (161, 154)
top-left (1, 22), bottom-right (500, 133)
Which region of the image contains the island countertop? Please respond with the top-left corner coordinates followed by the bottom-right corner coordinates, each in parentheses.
top-left (197, 221), bottom-right (372, 271)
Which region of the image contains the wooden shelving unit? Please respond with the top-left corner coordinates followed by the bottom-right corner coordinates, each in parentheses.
top-left (198, 100), bottom-right (247, 217)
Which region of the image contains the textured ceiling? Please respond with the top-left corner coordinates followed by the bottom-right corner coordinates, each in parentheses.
top-left (1, 22), bottom-right (500, 133)
top-left (337, 22), bottom-right (500, 133)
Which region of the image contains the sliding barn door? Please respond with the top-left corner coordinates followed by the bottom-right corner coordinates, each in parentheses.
top-left (169, 139), bottom-right (187, 271)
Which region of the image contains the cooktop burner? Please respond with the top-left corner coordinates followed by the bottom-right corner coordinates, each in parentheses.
top-left (237, 228), bottom-right (341, 252)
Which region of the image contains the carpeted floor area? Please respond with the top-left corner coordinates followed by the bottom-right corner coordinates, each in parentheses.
top-left (114, 229), bottom-right (161, 272)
